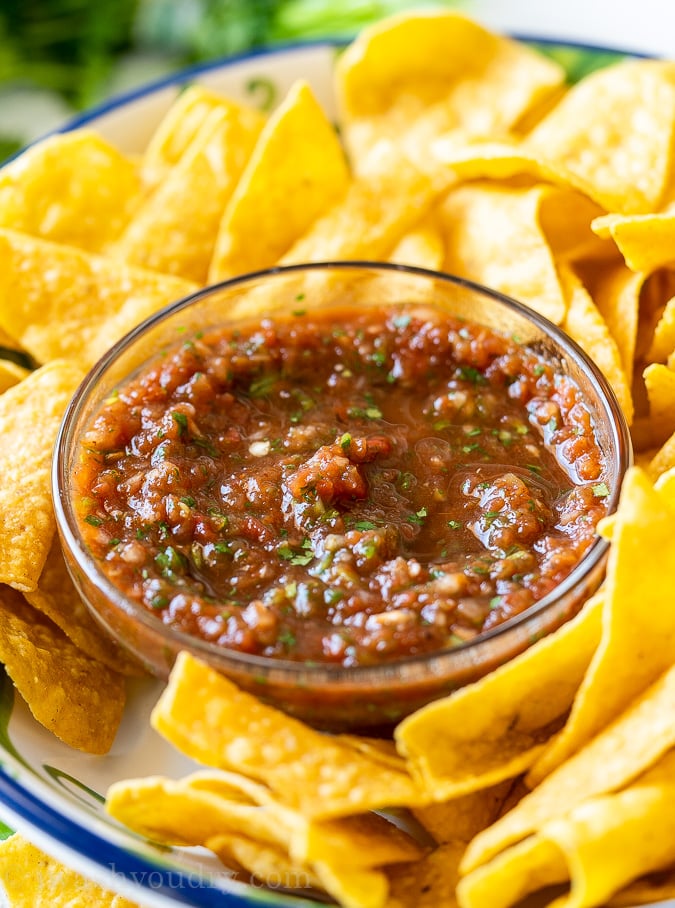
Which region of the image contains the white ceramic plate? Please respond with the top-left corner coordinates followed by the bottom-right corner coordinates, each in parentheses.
top-left (1, 36), bottom-right (670, 908)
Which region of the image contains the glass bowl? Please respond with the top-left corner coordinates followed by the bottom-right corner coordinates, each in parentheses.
top-left (53, 262), bottom-right (631, 730)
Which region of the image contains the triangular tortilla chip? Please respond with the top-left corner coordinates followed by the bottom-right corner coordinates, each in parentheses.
top-left (0, 360), bottom-right (83, 592)
top-left (0, 130), bottom-right (142, 252)
top-left (0, 228), bottom-right (196, 367)
top-left (115, 99), bottom-right (264, 283)
top-left (0, 587), bottom-right (125, 753)
top-left (209, 80), bottom-right (350, 282)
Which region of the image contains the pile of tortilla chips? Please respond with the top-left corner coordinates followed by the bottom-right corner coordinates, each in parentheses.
top-left (1, 7), bottom-right (675, 906)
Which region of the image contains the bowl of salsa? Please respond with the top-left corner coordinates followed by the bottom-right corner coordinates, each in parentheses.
top-left (53, 262), bottom-right (631, 728)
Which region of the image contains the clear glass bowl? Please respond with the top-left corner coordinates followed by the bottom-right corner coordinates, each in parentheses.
top-left (53, 262), bottom-right (631, 730)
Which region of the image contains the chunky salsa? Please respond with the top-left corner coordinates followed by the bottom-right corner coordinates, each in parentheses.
top-left (74, 304), bottom-right (610, 666)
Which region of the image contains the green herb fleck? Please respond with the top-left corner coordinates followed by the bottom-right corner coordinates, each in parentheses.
top-left (84, 514), bottom-right (103, 527)
top-left (592, 481), bottom-right (610, 498)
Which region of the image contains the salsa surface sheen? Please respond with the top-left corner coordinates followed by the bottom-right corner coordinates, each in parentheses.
top-left (74, 304), bottom-right (610, 667)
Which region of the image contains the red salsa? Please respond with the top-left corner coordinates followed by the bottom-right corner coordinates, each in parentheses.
top-left (73, 304), bottom-right (610, 666)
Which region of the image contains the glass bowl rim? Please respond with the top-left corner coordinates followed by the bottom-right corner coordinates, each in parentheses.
top-left (52, 260), bottom-right (632, 685)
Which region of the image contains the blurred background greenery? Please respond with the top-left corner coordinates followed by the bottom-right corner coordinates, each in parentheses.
top-left (0, 0), bottom-right (463, 158)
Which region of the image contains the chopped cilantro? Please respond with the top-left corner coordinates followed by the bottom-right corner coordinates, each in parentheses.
top-left (249, 373), bottom-right (279, 398)
top-left (457, 365), bottom-right (487, 385)
top-left (84, 514), bottom-right (103, 527)
top-left (172, 411), bottom-right (188, 435)
top-left (408, 507), bottom-right (427, 525)
top-left (447, 519), bottom-right (462, 529)
top-left (592, 482), bottom-right (610, 498)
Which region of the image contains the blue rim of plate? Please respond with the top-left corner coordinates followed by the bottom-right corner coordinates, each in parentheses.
top-left (0, 31), bottom-right (663, 908)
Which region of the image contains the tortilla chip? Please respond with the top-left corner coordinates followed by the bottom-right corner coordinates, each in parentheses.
top-left (0, 358), bottom-right (29, 393)
top-left (151, 652), bottom-right (424, 820)
top-left (646, 293), bottom-right (675, 362)
top-left (412, 781), bottom-right (514, 846)
top-left (115, 100), bottom-right (264, 283)
top-left (0, 834), bottom-right (142, 907)
top-left (387, 841), bottom-right (465, 908)
top-left (458, 751), bottom-right (675, 908)
top-left (439, 182), bottom-right (568, 324)
top-left (524, 60), bottom-right (675, 214)
top-left (560, 265), bottom-right (633, 422)
top-left (0, 586), bottom-right (125, 753)
top-left (643, 363), bottom-right (675, 443)
top-left (0, 130), bottom-right (142, 253)
top-left (461, 662), bottom-right (675, 875)
top-left (648, 429), bottom-right (675, 478)
top-left (335, 11), bottom-right (564, 172)
top-left (460, 837), bottom-right (568, 908)
top-left (306, 860), bottom-right (389, 908)
top-left (142, 84), bottom-right (240, 186)
top-left (0, 360), bottom-right (83, 591)
top-left (388, 222), bottom-right (444, 270)
top-left (576, 261), bottom-right (643, 379)
top-left (108, 768), bottom-right (421, 868)
top-left (0, 228), bottom-right (196, 367)
top-left (209, 80), bottom-right (349, 282)
top-left (107, 773), bottom-right (284, 848)
top-left (395, 592), bottom-right (602, 800)
top-left (527, 468), bottom-right (675, 783)
top-left (608, 867), bottom-right (675, 907)
top-left (25, 537), bottom-right (143, 675)
top-left (538, 188), bottom-right (613, 263)
top-left (281, 145), bottom-right (436, 266)
top-left (206, 833), bottom-right (321, 891)
top-left (592, 210), bottom-right (675, 273)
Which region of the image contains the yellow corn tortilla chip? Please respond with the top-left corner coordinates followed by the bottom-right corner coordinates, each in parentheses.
top-left (576, 261), bottom-right (643, 380)
top-left (648, 429), bottom-right (675, 479)
top-left (0, 358), bottom-right (29, 393)
top-left (335, 11), bottom-right (564, 172)
top-left (142, 84), bottom-right (241, 186)
top-left (107, 773), bottom-right (284, 848)
top-left (395, 592), bottom-right (603, 800)
top-left (108, 769), bottom-right (421, 869)
top-left (461, 660), bottom-right (675, 874)
top-left (439, 182), bottom-right (568, 324)
top-left (0, 228), bottom-right (196, 367)
top-left (191, 772), bottom-right (423, 869)
top-left (388, 222), bottom-right (444, 270)
top-left (0, 834), bottom-right (142, 908)
top-left (0, 360), bottom-right (83, 591)
top-left (524, 60), bottom-right (675, 214)
top-left (528, 467), bottom-right (675, 783)
top-left (281, 145), bottom-right (437, 265)
top-left (458, 751), bottom-right (675, 908)
top-left (206, 833), bottom-right (321, 892)
top-left (643, 363), bottom-right (675, 444)
top-left (0, 130), bottom-right (142, 253)
top-left (209, 81), bottom-right (349, 282)
top-left (25, 536), bottom-right (143, 675)
top-left (437, 144), bottom-right (613, 262)
top-left (0, 586), bottom-right (125, 753)
top-left (646, 293), bottom-right (675, 362)
top-left (607, 867), bottom-right (675, 907)
top-left (560, 265), bottom-right (633, 422)
top-left (306, 859), bottom-right (389, 908)
top-left (460, 837), bottom-right (567, 908)
top-left (151, 652), bottom-right (424, 819)
top-left (387, 841), bottom-right (465, 908)
top-left (592, 210), bottom-right (675, 273)
top-left (412, 781), bottom-right (514, 846)
top-left (115, 100), bottom-right (264, 283)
